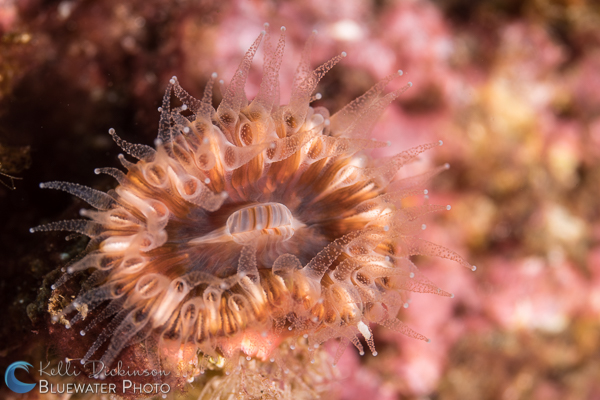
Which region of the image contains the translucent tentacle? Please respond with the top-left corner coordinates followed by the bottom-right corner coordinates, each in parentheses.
top-left (332, 336), bottom-right (350, 366)
top-left (98, 306), bottom-right (153, 368)
top-left (217, 31), bottom-right (265, 138)
top-left (109, 128), bottom-right (156, 160)
top-left (39, 181), bottom-right (117, 210)
top-left (157, 79), bottom-right (175, 144)
top-left (286, 31), bottom-right (345, 136)
top-left (252, 25), bottom-right (286, 114)
top-left (303, 231), bottom-right (363, 280)
top-left (378, 318), bottom-right (429, 342)
top-left (403, 237), bottom-right (477, 271)
top-left (238, 244), bottom-right (259, 283)
top-left (388, 258), bottom-right (453, 297)
top-left (81, 307), bottom-right (132, 365)
top-left (199, 73), bottom-right (218, 118)
top-left (330, 70), bottom-right (403, 136)
top-left (363, 141), bottom-right (442, 188)
top-left (80, 297), bottom-right (126, 337)
top-left (305, 136), bottom-right (388, 164)
top-left (387, 163), bottom-right (450, 192)
top-left (172, 80), bottom-right (203, 116)
top-left (30, 220), bottom-right (102, 237)
top-left (341, 82), bottom-right (412, 139)
top-left (94, 167), bottom-right (127, 185)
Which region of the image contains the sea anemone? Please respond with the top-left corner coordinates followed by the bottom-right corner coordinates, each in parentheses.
top-left (32, 25), bottom-right (475, 382)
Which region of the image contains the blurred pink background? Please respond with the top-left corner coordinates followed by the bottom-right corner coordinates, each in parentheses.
top-left (1, 0), bottom-right (599, 399)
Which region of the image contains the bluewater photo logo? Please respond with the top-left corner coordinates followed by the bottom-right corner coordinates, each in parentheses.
top-left (5, 361), bottom-right (37, 394)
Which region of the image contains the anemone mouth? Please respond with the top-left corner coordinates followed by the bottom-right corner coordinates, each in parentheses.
top-left (33, 26), bottom-right (475, 376)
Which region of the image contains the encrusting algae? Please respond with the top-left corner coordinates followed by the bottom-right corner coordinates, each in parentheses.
top-left (32, 25), bottom-right (475, 397)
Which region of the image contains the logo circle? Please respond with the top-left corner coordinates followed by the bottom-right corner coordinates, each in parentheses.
top-left (5, 361), bottom-right (36, 394)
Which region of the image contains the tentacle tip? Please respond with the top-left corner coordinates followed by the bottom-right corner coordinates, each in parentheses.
top-left (472, 265), bottom-right (477, 271)
top-left (280, 26), bottom-right (286, 32)
top-left (219, 79), bottom-right (225, 85)
top-left (50, 284), bottom-right (56, 290)
top-left (450, 293), bottom-right (455, 298)
top-left (80, 359), bottom-right (85, 365)
top-left (29, 228), bottom-right (35, 233)
top-left (211, 72), bottom-right (218, 78)
top-left (263, 22), bottom-right (270, 28)
top-left (157, 107), bottom-right (163, 112)
top-left (80, 330), bottom-right (86, 336)
top-left (260, 30), bottom-right (266, 36)
top-left (341, 51), bottom-right (347, 57)
top-left (397, 70), bottom-right (403, 76)
top-left (332, 363), bottom-right (337, 367)
top-left (94, 168), bottom-right (101, 175)
top-left (403, 302), bottom-right (409, 308)
top-left (169, 78), bottom-right (176, 84)
top-left (372, 351), bottom-right (378, 356)
top-left (408, 82), bottom-right (413, 87)
top-left (426, 338), bottom-right (431, 343)
top-left (359, 351), bottom-right (365, 356)
top-left (108, 128), bottom-right (115, 134)
top-left (421, 224), bottom-right (427, 230)
top-left (424, 189), bottom-right (428, 194)
top-left (315, 93), bottom-right (322, 100)
top-left (312, 29), bottom-right (318, 34)
top-left (438, 140), bottom-right (443, 146)
top-left (39, 182), bottom-right (46, 189)
top-left (51, 316), bottom-right (59, 323)
top-left (386, 140), bottom-right (391, 147)
top-left (446, 205), bottom-right (451, 211)
top-left (444, 163), bottom-right (450, 169)
top-left (154, 138), bottom-right (163, 147)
